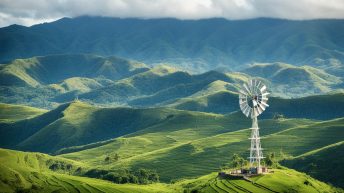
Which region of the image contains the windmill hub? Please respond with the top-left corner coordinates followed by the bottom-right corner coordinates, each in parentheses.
top-left (239, 79), bottom-right (270, 174)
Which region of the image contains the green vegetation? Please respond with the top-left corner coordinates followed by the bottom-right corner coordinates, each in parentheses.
top-left (0, 103), bottom-right (47, 123)
top-left (282, 141), bottom-right (344, 188)
top-left (1, 99), bottom-right (343, 189)
top-left (1, 17), bottom-right (344, 192)
top-left (243, 62), bottom-right (342, 98)
top-left (1, 53), bottom-right (343, 109)
top-left (0, 148), bottom-right (174, 193)
top-left (84, 168), bottom-right (159, 184)
top-left (0, 148), bottom-right (340, 193)
top-left (2, 17), bottom-right (344, 74)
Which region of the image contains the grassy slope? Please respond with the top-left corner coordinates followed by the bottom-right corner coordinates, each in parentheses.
top-left (14, 101), bottom-right (179, 153)
top-left (0, 148), bottom-right (173, 193)
top-left (0, 148), bottom-right (339, 193)
top-left (190, 169), bottom-right (339, 193)
top-left (0, 103), bottom-right (47, 123)
top-left (242, 62), bottom-right (342, 97)
top-left (172, 92), bottom-right (344, 120)
top-left (0, 54), bottom-right (149, 87)
top-left (281, 141), bottom-right (344, 188)
top-left (61, 111), bottom-right (318, 181)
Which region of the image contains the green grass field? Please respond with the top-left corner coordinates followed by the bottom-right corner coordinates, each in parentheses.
top-left (0, 148), bottom-right (340, 193)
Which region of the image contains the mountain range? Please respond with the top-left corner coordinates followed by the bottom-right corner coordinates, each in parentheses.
top-left (1, 17), bottom-right (344, 72)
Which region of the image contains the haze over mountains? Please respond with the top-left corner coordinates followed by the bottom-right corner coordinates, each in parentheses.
top-left (1, 17), bottom-right (344, 72)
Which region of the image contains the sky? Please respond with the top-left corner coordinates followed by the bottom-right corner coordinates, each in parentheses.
top-left (0, 0), bottom-right (344, 27)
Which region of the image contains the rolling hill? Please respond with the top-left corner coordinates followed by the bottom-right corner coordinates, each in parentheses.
top-left (59, 113), bottom-right (344, 183)
top-left (0, 103), bottom-right (47, 123)
top-left (0, 101), bottom-right (181, 153)
top-left (1, 54), bottom-right (343, 109)
top-left (0, 53), bottom-right (148, 87)
top-left (281, 141), bottom-right (344, 188)
top-left (0, 148), bottom-right (339, 193)
top-left (242, 62), bottom-right (343, 97)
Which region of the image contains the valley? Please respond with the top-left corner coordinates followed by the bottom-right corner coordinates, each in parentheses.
top-left (0, 16), bottom-right (344, 193)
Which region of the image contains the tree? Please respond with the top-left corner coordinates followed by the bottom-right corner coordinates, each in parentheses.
top-left (231, 154), bottom-right (247, 168)
top-left (265, 152), bottom-right (276, 167)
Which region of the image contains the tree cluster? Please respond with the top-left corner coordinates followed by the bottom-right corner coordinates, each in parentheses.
top-left (84, 168), bottom-right (159, 184)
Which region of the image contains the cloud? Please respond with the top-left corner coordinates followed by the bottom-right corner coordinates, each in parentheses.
top-left (0, 0), bottom-right (344, 27)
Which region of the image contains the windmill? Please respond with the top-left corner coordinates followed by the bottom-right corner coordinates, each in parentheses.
top-left (239, 79), bottom-right (269, 173)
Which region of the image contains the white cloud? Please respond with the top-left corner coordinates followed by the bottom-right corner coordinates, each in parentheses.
top-left (0, 0), bottom-right (344, 27)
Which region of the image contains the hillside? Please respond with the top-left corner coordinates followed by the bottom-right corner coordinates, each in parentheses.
top-left (172, 92), bottom-right (344, 120)
top-left (0, 103), bottom-right (47, 123)
top-left (1, 17), bottom-right (344, 72)
top-left (0, 148), bottom-right (339, 193)
top-left (0, 148), bottom-right (173, 193)
top-left (281, 141), bottom-right (344, 188)
top-left (0, 101), bottom-right (181, 153)
top-left (0, 53), bottom-right (148, 87)
top-left (242, 63), bottom-right (342, 97)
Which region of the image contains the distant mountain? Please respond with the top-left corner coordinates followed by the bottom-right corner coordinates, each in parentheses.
top-left (1, 17), bottom-right (344, 71)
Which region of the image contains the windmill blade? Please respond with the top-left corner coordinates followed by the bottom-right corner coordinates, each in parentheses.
top-left (260, 101), bottom-right (269, 107)
top-left (239, 89), bottom-right (248, 96)
top-left (256, 80), bottom-right (261, 90)
top-left (247, 80), bottom-right (252, 93)
top-left (241, 103), bottom-right (249, 112)
top-left (262, 92), bottom-right (270, 96)
top-left (260, 85), bottom-right (267, 92)
top-left (242, 105), bottom-right (251, 117)
top-left (239, 99), bottom-right (247, 105)
top-left (239, 95), bottom-right (247, 100)
top-left (246, 107), bottom-right (252, 117)
top-left (261, 97), bottom-right (269, 102)
top-left (243, 83), bottom-right (251, 96)
top-left (257, 103), bottom-right (265, 111)
top-left (257, 104), bottom-right (264, 113)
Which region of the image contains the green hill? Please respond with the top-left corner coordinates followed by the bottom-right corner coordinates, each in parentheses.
top-left (0, 148), bottom-right (173, 193)
top-left (0, 54), bottom-right (148, 87)
top-left (59, 111), bottom-right (316, 181)
top-left (281, 141), bottom-right (344, 188)
top-left (0, 103), bottom-right (47, 123)
top-left (0, 148), bottom-right (339, 193)
top-left (58, 113), bottom-right (343, 185)
top-left (1, 54), bottom-right (343, 108)
top-left (5, 101), bottom-right (179, 153)
top-left (172, 92), bottom-right (344, 120)
top-left (242, 63), bottom-right (342, 97)
top-left (171, 90), bottom-right (239, 114)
